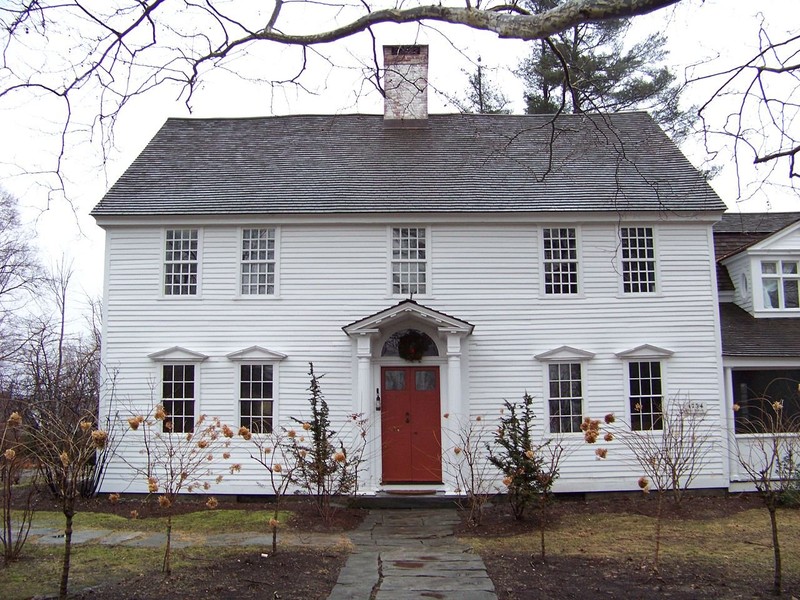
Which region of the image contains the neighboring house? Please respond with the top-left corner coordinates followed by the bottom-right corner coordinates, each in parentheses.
top-left (92, 45), bottom-right (730, 496)
top-left (714, 212), bottom-right (800, 488)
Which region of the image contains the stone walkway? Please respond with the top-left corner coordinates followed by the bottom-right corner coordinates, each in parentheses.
top-left (328, 509), bottom-right (497, 600)
top-left (27, 508), bottom-right (497, 600)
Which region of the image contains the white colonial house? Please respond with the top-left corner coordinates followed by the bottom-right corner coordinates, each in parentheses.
top-left (714, 213), bottom-right (800, 489)
top-left (92, 45), bottom-right (734, 496)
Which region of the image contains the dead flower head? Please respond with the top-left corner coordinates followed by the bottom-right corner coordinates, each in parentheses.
top-left (229, 463), bottom-right (242, 474)
top-left (109, 493), bottom-right (121, 504)
top-left (238, 426), bottom-right (252, 441)
top-left (222, 452), bottom-right (231, 460)
top-left (272, 464), bottom-right (282, 473)
top-left (604, 413), bottom-right (616, 424)
top-left (130, 510), bottom-right (139, 519)
top-left (287, 429), bottom-right (296, 438)
top-left (197, 440), bottom-right (209, 449)
top-left (4, 448), bottom-right (16, 462)
top-left (638, 476), bottom-right (650, 493)
top-left (59, 451), bottom-right (70, 467)
top-left (7, 412), bottom-right (22, 427)
top-left (454, 447), bottom-right (462, 455)
top-left (604, 432), bottom-right (614, 442)
top-left (148, 477), bottom-right (158, 493)
top-left (128, 415), bottom-right (144, 430)
top-left (79, 420), bottom-right (93, 432)
top-left (154, 405), bottom-right (167, 420)
top-left (502, 476), bottom-right (513, 487)
top-left (269, 517), bottom-right (279, 529)
top-left (91, 430), bottom-right (108, 449)
top-left (158, 495), bottom-right (172, 509)
top-left (334, 451), bottom-right (346, 463)
top-left (595, 448), bottom-right (608, 460)
top-left (302, 422), bottom-right (311, 431)
top-left (732, 403), bottom-right (741, 412)
top-left (222, 424), bottom-right (234, 438)
top-left (206, 496), bottom-right (219, 509)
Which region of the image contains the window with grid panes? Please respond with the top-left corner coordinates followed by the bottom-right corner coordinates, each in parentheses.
top-left (239, 364), bottom-right (274, 433)
top-left (164, 229), bottom-right (198, 295)
top-left (543, 228), bottom-right (578, 294)
top-left (392, 227), bottom-right (427, 295)
top-left (621, 227), bottom-right (656, 293)
top-left (629, 361), bottom-right (663, 430)
top-left (548, 363), bottom-right (583, 433)
top-left (761, 260), bottom-right (800, 309)
top-left (162, 364), bottom-right (195, 433)
top-left (241, 228), bottom-right (276, 295)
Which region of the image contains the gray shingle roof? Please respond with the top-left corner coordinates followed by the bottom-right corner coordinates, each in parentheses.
top-left (92, 112), bottom-right (724, 217)
top-left (713, 212), bottom-right (800, 291)
top-left (720, 302), bottom-right (800, 357)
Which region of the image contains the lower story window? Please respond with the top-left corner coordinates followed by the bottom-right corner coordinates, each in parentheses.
top-left (162, 364), bottom-right (195, 433)
top-left (548, 363), bottom-right (583, 433)
top-left (629, 361), bottom-right (663, 430)
top-left (733, 369), bottom-right (800, 433)
top-left (240, 364), bottom-right (274, 434)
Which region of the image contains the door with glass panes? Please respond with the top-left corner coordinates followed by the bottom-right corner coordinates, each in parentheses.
top-left (380, 366), bottom-right (442, 483)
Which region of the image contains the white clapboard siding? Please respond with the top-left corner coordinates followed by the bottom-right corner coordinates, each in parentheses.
top-left (99, 215), bottom-right (727, 495)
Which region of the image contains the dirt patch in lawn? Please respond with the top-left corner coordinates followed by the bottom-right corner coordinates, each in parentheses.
top-left (70, 548), bottom-right (346, 600)
top-left (461, 493), bottom-right (800, 599)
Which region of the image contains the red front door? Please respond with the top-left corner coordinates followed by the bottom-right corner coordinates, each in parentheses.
top-left (381, 366), bottom-right (442, 483)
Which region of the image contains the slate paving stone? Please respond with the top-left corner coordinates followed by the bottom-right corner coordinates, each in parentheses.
top-left (327, 508), bottom-right (497, 600)
top-left (33, 529), bottom-right (112, 545)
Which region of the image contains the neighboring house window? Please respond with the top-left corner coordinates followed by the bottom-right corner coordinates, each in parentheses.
top-left (629, 361), bottom-right (663, 430)
top-left (162, 364), bottom-right (195, 433)
top-left (543, 228), bottom-right (578, 294)
top-left (240, 364), bottom-right (274, 434)
top-left (761, 260), bottom-right (800, 309)
top-left (392, 227), bottom-right (427, 295)
top-left (548, 363), bottom-right (583, 433)
top-left (621, 227), bottom-right (656, 293)
top-left (733, 369), bottom-right (800, 434)
top-left (241, 228), bottom-right (276, 295)
top-left (164, 229), bottom-right (198, 295)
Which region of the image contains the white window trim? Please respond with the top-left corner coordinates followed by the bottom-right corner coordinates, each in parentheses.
top-left (535, 346), bottom-right (594, 435)
top-left (754, 255), bottom-right (800, 313)
top-left (237, 226), bottom-right (280, 299)
top-left (544, 361), bottom-right (586, 435)
top-left (148, 346), bottom-right (207, 433)
top-left (160, 227), bottom-right (203, 299)
top-left (539, 225), bottom-right (583, 298)
top-left (617, 225), bottom-right (659, 296)
top-left (622, 359), bottom-right (668, 432)
top-left (227, 347), bottom-right (286, 435)
top-left (387, 225), bottom-right (431, 298)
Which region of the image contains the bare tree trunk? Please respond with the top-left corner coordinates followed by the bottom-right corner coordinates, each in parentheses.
top-left (654, 492), bottom-right (663, 574)
top-left (163, 512), bottom-right (173, 575)
top-left (59, 506), bottom-right (75, 600)
top-left (768, 502), bottom-right (781, 595)
top-left (539, 494), bottom-right (546, 562)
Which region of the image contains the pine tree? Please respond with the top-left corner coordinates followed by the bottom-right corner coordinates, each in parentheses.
top-left (519, 0), bottom-right (691, 139)
top-left (459, 58), bottom-right (511, 115)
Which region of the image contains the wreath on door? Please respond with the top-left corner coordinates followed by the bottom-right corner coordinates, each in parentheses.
top-left (398, 330), bottom-right (427, 362)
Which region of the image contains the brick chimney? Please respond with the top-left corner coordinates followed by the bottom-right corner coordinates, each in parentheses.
top-left (383, 45), bottom-right (428, 127)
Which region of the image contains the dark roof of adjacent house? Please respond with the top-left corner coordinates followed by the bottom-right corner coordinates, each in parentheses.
top-left (720, 302), bottom-right (800, 357)
top-left (92, 112), bottom-right (724, 217)
top-left (713, 212), bottom-right (800, 291)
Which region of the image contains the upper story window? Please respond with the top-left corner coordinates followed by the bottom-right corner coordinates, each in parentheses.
top-left (543, 227), bottom-right (578, 295)
top-left (239, 364), bottom-right (274, 434)
top-left (548, 362), bottom-right (583, 433)
top-left (241, 228), bottom-right (276, 296)
top-left (761, 260), bottom-right (799, 309)
top-left (621, 227), bottom-right (656, 294)
top-left (162, 364), bottom-right (195, 433)
top-left (392, 227), bottom-right (427, 296)
top-left (628, 361), bottom-right (663, 430)
top-left (164, 229), bottom-right (198, 296)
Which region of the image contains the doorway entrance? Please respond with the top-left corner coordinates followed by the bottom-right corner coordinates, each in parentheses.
top-left (380, 366), bottom-right (442, 484)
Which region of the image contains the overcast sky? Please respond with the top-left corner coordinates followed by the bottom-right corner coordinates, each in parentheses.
top-left (1, 0), bottom-right (797, 303)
